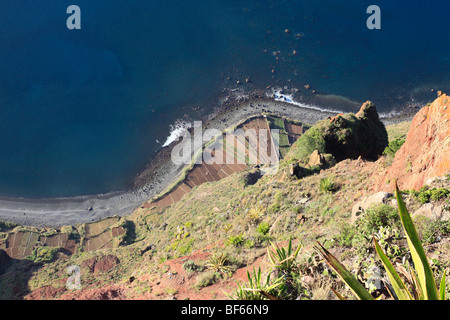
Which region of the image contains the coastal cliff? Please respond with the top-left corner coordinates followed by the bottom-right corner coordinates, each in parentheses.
top-left (375, 93), bottom-right (450, 191)
top-left (0, 95), bottom-right (449, 300)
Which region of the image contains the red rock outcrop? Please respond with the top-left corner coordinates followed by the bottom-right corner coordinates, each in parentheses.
top-left (376, 93), bottom-right (450, 191)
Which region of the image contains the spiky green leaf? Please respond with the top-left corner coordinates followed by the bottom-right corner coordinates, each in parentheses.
top-left (439, 272), bottom-right (446, 301)
top-left (373, 236), bottom-right (412, 300)
top-left (394, 181), bottom-right (439, 300)
top-left (315, 242), bottom-right (373, 300)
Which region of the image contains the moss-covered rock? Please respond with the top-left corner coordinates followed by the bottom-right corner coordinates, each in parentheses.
top-left (290, 101), bottom-right (388, 163)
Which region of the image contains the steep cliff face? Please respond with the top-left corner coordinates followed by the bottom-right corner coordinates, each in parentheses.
top-left (378, 93), bottom-right (450, 191)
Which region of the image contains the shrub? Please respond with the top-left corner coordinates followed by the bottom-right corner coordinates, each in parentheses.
top-left (195, 271), bottom-right (222, 288)
top-left (227, 234), bottom-right (244, 247)
top-left (415, 216), bottom-right (450, 244)
top-left (418, 190), bottom-right (431, 204)
top-left (383, 137), bottom-right (405, 158)
top-left (361, 204), bottom-right (400, 232)
top-left (257, 222), bottom-right (270, 235)
top-left (291, 126), bottom-right (326, 161)
top-left (227, 267), bottom-right (287, 300)
top-left (430, 188), bottom-right (450, 201)
top-left (267, 202), bottom-right (281, 214)
top-left (177, 238), bottom-right (194, 255)
top-left (335, 224), bottom-right (357, 247)
top-left (248, 204), bottom-right (265, 222)
top-left (205, 253), bottom-right (233, 274)
top-left (182, 260), bottom-right (204, 274)
top-left (244, 239), bottom-right (256, 249)
top-left (230, 238), bottom-right (304, 300)
top-left (267, 237), bottom-right (302, 275)
top-left (319, 177), bottom-right (336, 194)
top-left (27, 247), bottom-right (58, 263)
top-left (411, 187), bottom-right (450, 204)
top-left (335, 204), bottom-right (401, 256)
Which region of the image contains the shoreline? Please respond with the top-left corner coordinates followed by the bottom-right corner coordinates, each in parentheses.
top-left (0, 94), bottom-right (416, 228)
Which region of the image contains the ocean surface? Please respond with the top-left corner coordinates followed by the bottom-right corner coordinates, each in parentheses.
top-left (0, 0), bottom-right (449, 198)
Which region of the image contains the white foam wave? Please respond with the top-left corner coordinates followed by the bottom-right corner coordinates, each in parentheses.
top-left (269, 88), bottom-right (343, 114)
top-left (162, 121), bottom-right (192, 147)
top-left (378, 110), bottom-right (402, 118)
top-left (270, 87), bottom-right (405, 119)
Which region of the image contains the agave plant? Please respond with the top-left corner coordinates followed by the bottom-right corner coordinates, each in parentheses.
top-left (205, 252), bottom-right (234, 274)
top-left (227, 267), bottom-right (286, 300)
top-left (248, 204), bottom-right (266, 222)
top-left (316, 181), bottom-right (447, 300)
top-left (267, 236), bottom-right (302, 274)
top-left (319, 177), bottom-right (336, 194)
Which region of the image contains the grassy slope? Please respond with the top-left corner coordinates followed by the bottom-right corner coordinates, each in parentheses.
top-left (2, 119), bottom-right (449, 300)
top-left (385, 121), bottom-right (411, 142)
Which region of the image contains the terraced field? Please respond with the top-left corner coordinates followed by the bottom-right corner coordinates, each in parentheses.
top-left (0, 115), bottom-right (307, 262)
top-left (144, 115), bottom-right (306, 211)
top-left (284, 121), bottom-right (306, 145)
top-left (80, 217), bottom-right (126, 252)
top-left (0, 216), bottom-right (127, 260)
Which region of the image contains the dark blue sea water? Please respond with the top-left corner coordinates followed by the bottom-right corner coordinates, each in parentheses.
top-left (0, 0), bottom-right (449, 198)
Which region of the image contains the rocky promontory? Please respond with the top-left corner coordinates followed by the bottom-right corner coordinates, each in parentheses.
top-left (376, 93), bottom-right (450, 191)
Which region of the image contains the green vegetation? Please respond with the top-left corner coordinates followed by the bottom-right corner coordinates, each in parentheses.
top-left (406, 186), bottom-right (450, 204)
top-left (182, 260), bottom-right (205, 274)
top-left (385, 121), bottom-right (410, 142)
top-left (335, 204), bottom-right (402, 257)
top-left (228, 267), bottom-right (287, 300)
top-left (317, 182), bottom-right (446, 300)
top-left (290, 125), bottom-right (326, 162)
top-left (205, 252), bottom-right (233, 274)
top-left (267, 116), bottom-right (290, 158)
top-left (248, 204), bottom-right (265, 222)
top-left (319, 177), bottom-right (336, 194)
top-left (0, 221), bottom-right (18, 232)
top-left (290, 103), bottom-right (388, 163)
top-left (382, 121), bottom-right (410, 165)
top-left (267, 237), bottom-right (302, 275)
top-left (2, 115), bottom-right (449, 301)
top-left (195, 271), bottom-right (222, 288)
top-left (27, 247), bottom-right (58, 263)
top-left (383, 137), bottom-right (405, 158)
top-left (227, 234), bottom-right (245, 247)
top-left (257, 222), bottom-right (270, 235)
top-left (230, 238), bottom-right (311, 300)
top-left (415, 216), bottom-right (450, 244)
